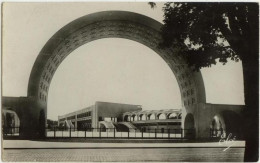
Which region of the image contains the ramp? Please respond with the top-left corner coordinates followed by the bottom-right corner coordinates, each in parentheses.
top-left (99, 121), bottom-right (116, 132)
top-left (65, 120), bottom-right (74, 129)
top-left (117, 122), bottom-right (139, 132)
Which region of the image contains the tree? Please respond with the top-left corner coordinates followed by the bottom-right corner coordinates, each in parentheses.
top-left (153, 2), bottom-right (259, 161)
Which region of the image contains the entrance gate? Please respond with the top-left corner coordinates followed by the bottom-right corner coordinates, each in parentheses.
top-left (25, 11), bottom-right (206, 138)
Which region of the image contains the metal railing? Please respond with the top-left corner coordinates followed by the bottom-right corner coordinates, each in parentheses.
top-left (209, 128), bottom-right (225, 138)
top-left (209, 128), bottom-right (241, 139)
top-left (3, 126), bottom-right (20, 137)
top-left (47, 127), bottom-right (192, 139)
top-left (2, 126), bottom-right (197, 139)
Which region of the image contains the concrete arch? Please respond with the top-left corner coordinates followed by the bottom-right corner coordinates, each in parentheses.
top-left (147, 113), bottom-right (156, 120)
top-left (3, 108), bottom-right (20, 135)
top-left (210, 111), bottom-right (242, 139)
top-left (123, 115), bottom-right (129, 122)
top-left (25, 11), bottom-right (206, 137)
top-left (131, 114), bottom-right (137, 121)
top-left (157, 113), bottom-right (166, 120)
top-left (184, 113), bottom-right (196, 138)
top-left (221, 110), bottom-right (243, 138)
top-left (178, 113), bottom-right (182, 119)
top-left (184, 113), bottom-right (195, 129)
top-left (139, 114), bottom-right (146, 121)
top-left (210, 114), bottom-right (226, 138)
top-left (211, 114), bottom-right (226, 130)
top-left (167, 112), bottom-right (178, 119)
top-left (28, 11), bottom-right (206, 104)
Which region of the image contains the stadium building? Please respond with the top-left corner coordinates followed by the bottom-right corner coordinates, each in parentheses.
top-left (58, 101), bottom-right (182, 132)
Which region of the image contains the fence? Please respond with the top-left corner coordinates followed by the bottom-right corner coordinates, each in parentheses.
top-left (3, 126), bottom-right (20, 137)
top-left (3, 127), bottom-right (243, 140)
top-left (209, 128), bottom-right (241, 139)
top-left (209, 128), bottom-right (225, 138)
top-left (3, 126), bottom-right (196, 139)
top-left (46, 127), bottom-right (191, 139)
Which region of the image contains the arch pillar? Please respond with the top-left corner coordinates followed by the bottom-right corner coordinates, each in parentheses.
top-left (155, 113), bottom-right (159, 120)
top-left (2, 96), bottom-right (47, 138)
top-left (182, 104), bottom-right (213, 139)
top-left (182, 103), bottom-right (244, 139)
top-left (145, 114), bottom-right (148, 120)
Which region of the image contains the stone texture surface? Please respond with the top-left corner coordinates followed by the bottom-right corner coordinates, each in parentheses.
top-left (3, 148), bottom-right (244, 162)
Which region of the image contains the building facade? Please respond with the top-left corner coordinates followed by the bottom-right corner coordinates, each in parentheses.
top-left (58, 101), bottom-right (182, 132)
top-left (58, 101), bottom-right (142, 130)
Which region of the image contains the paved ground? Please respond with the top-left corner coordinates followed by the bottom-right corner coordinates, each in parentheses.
top-left (3, 148), bottom-right (244, 162)
top-left (2, 140), bottom-right (245, 162)
top-left (3, 140), bottom-right (245, 148)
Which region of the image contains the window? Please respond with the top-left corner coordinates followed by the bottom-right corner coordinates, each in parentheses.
top-left (47, 63), bottom-right (50, 69)
top-left (54, 58), bottom-right (57, 64)
top-left (183, 92), bottom-right (186, 97)
top-left (187, 90), bottom-right (190, 96)
top-left (50, 55), bottom-right (55, 60)
top-left (57, 46), bottom-right (62, 53)
top-left (42, 72), bottom-right (46, 79)
top-left (73, 39), bottom-right (79, 43)
top-left (77, 113), bottom-right (87, 118)
top-left (192, 98), bottom-right (195, 104)
top-left (59, 50), bottom-right (64, 56)
top-left (60, 55), bottom-right (65, 60)
top-left (51, 69), bottom-right (54, 75)
top-left (171, 57), bottom-right (176, 64)
top-left (67, 116), bottom-right (75, 120)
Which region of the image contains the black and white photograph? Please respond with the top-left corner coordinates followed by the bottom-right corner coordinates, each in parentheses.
top-left (1, 2), bottom-right (259, 162)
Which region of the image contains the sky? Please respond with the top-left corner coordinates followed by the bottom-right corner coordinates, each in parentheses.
top-left (2, 3), bottom-right (244, 120)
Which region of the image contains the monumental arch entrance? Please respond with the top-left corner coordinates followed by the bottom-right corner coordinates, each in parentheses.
top-left (26, 11), bottom-right (208, 138)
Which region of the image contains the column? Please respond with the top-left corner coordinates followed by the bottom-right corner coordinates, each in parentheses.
top-left (155, 114), bottom-right (159, 120)
top-left (75, 115), bottom-right (77, 129)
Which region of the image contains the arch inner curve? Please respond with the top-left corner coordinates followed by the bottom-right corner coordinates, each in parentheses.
top-left (28, 11), bottom-right (206, 108)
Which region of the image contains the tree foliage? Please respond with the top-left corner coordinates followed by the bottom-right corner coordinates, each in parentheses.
top-left (148, 2), bottom-right (156, 9)
top-left (159, 2), bottom-right (258, 70)
top-left (154, 2), bottom-right (259, 161)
